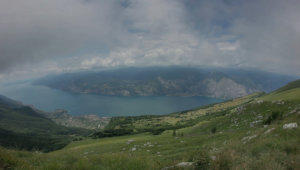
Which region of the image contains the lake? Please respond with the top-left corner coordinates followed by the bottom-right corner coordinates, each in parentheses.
top-left (0, 82), bottom-right (223, 117)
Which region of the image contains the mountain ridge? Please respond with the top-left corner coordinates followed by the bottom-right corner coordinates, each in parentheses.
top-left (34, 67), bottom-right (296, 99)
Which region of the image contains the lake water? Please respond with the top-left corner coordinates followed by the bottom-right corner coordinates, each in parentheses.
top-left (0, 82), bottom-right (223, 117)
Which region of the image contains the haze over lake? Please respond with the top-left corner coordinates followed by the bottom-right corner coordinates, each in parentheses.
top-left (0, 82), bottom-right (223, 117)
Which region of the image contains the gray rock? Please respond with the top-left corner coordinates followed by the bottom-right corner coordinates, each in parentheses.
top-left (126, 139), bottom-right (135, 144)
top-left (264, 128), bottom-right (275, 134)
top-left (242, 134), bottom-right (257, 144)
top-left (283, 123), bottom-right (298, 129)
top-left (176, 162), bottom-right (194, 167)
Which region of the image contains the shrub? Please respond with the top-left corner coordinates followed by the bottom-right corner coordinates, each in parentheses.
top-left (212, 152), bottom-right (232, 170)
top-left (264, 111), bottom-right (282, 125)
top-left (92, 128), bottom-right (134, 138)
top-left (192, 151), bottom-right (211, 170)
top-left (172, 129), bottom-right (176, 137)
top-left (150, 128), bottom-right (165, 135)
top-left (211, 127), bottom-right (217, 134)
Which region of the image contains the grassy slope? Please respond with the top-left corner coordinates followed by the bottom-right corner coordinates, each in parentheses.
top-left (272, 79), bottom-right (300, 93)
top-left (0, 99), bottom-right (90, 153)
top-left (260, 79), bottom-right (300, 101)
top-left (1, 81), bottom-right (300, 169)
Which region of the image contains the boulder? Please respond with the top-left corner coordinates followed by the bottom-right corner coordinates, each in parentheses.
top-left (283, 123), bottom-right (298, 129)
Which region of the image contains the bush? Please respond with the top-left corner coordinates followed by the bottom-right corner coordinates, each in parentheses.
top-left (192, 151), bottom-right (211, 170)
top-left (264, 111), bottom-right (282, 125)
top-left (92, 128), bottom-right (134, 138)
top-left (150, 128), bottom-right (165, 135)
top-left (172, 129), bottom-right (176, 136)
top-left (211, 127), bottom-right (217, 134)
top-left (212, 152), bottom-right (232, 170)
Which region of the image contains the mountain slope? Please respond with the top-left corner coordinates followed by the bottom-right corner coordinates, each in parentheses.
top-left (272, 79), bottom-right (300, 93)
top-left (0, 80), bottom-right (299, 169)
top-left (0, 96), bottom-right (90, 152)
top-left (260, 79), bottom-right (300, 101)
top-left (44, 109), bottom-right (110, 130)
top-left (35, 67), bottom-right (296, 99)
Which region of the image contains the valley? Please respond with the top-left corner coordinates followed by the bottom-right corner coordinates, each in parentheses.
top-left (0, 79), bottom-right (299, 169)
top-left (1, 1), bottom-right (299, 169)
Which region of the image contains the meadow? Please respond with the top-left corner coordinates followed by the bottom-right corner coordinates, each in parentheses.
top-left (0, 81), bottom-right (299, 170)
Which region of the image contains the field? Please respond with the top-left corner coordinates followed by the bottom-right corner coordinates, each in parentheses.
top-left (0, 82), bottom-right (300, 170)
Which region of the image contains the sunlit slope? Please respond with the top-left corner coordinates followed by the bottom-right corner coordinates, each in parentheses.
top-left (260, 79), bottom-right (300, 101)
top-left (100, 92), bottom-right (263, 136)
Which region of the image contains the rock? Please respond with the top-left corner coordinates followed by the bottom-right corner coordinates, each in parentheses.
top-left (272, 100), bottom-right (284, 105)
top-left (264, 128), bottom-right (275, 134)
top-left (162, 162), bottom-right (195, 169)
top-left (242, 134), bottom-right (257, 144)
top-left (283, 123), bottom-right (298, 129)
top-left (250, 120), bottom-right (262, 127)
top-left (257, 115), bottom-right (263, 119)
top-left (126, 139), bottom-right (135, 144)
top-left (285, 109), bottom-right (299, 117)
top-left (176, 162), bottom-right (194, 167)
top-left (211, 156), bottom-right (216, 161)
top-left (256, 100), bottom-right (264, 104)
top-left (290, 109), bottom-right (297, 114)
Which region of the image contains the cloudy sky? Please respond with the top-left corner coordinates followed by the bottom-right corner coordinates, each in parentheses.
top-left (0, 0), bottom-right (299, 81)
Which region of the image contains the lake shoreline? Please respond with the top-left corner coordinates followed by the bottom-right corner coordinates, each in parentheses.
top-left (0, 82), bottom-right (223, 117)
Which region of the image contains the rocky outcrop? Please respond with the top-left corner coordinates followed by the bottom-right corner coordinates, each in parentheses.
top-left (202, 77), bottom-right (254, 99)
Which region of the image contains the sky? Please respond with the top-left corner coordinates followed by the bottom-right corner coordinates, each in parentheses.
top-left (0, 0), bottom-right (299, 81)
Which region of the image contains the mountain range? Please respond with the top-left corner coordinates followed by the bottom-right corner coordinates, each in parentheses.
top-left (35, 67), bottom-right (297, 99)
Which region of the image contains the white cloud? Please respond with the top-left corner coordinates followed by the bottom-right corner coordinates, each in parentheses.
top-left (0, 0), bottom-right (299, 82)
top-left (217, 42), bottom-right (239, 51)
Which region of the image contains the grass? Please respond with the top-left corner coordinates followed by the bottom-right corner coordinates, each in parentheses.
top-left (260, 79), bottom-right (300, 101)
top-left (0, 82), bottom-right (300, 169)
top-left (0, 103), bottom-right (90, 152)
top-left (260, 88), bottom-right (300, 101)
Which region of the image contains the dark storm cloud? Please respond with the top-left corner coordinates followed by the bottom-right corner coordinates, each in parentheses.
top-left (0, 0), bottom-right (299, 80)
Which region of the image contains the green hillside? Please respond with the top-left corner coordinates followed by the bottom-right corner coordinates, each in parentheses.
top-left (0, 97), bottom-right (90, 152)
top-left (260, 79), bottom-right (300, 101)
top-left (273, 79), bottom-right (300, 93)
top-left (0, 80), bottom-right (299, 169)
